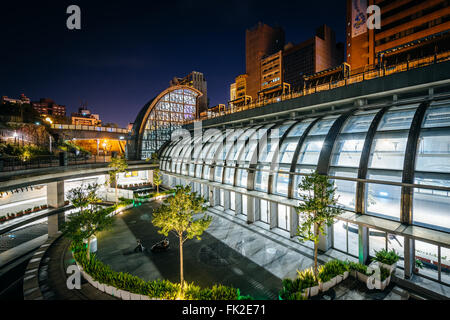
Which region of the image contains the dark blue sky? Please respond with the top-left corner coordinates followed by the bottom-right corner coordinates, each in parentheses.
top-left (0, 0), bottom-right (345, 127)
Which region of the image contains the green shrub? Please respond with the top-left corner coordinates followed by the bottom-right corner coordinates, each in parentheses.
top-left (73, 247), bottom-right (241, 300)
top-left (380, 267), bottom-right (391, 281)
top-left (317, 259), bottom-right (348, 282)
top-left (374, 249), bottom-right (399, 265)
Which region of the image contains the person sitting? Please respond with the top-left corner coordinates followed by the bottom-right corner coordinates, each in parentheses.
top-left (134, 239), bottom-right (145, 252)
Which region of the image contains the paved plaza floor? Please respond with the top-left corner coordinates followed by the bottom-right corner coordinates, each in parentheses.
top-left (94, 201), bottom-right (405, 300)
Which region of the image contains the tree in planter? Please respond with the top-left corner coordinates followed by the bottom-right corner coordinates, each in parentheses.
top-left (153, 169), bottom-right (162, 194)
top-left (62, 206), bottom-right (114, 260)
top-left (63, 183), bottom-right (113, 259)
top-left (295, 172), bottom-right (343, 278)
top-left (152, 185), bottom-right (212, 292)
top-left (67, 183), bottom-right (101, 212)
top-left (108, 156), bottom-right (128, 205)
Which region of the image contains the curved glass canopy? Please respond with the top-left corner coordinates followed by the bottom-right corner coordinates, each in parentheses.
top-left (160, 99), bottom-right (450, 233)
top-left (140, 88), bottom-right (199, 160)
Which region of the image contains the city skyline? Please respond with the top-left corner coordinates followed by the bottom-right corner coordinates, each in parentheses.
top-left (0, 0), bottom-right (345, 127)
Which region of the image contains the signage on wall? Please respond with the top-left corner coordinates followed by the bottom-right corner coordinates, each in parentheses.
top-left (125, 171), bottom-right (138, 178)
top-left (352, 0), bottom-right (367, 38)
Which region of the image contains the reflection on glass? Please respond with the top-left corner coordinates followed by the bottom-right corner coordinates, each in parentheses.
top-left (260, 199), bottom-right (270, 223)
top-left (415, 240), bottom-right (439, 280)
top-left (413, 177), bottom-right (450, 232)
top-left (277, 204), bottom-right (290, 231)
top-left (369, 228), bottom-right (386, 256)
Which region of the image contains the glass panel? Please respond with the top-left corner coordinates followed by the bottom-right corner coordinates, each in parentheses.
top-left (415, 130), bottom-right (450, 173)
top-left (376, 105), bottom-right (416, 131)
top-left (260, 199), bottom-right (270, 223)
top-left (286, 120), bottom-right (314, 137)
top-left (272, 168), bottom-right (290, 196)
top-left (333, 220), bottom-right (347, 252)
top-left (330, 133), bottom-right (366, 167)
top-left (348, 223), bottom-right (359, 257)
top-left (387, 234), bottom-right (404, 268)
top-left (230, 192), bottom-right (235, 211)
top-left (422, 100), bottom-right (450, 128)
top-left (220, 189), bottom-right (225, 207)
top-left (341, 111), bottom-right (377, 133)
top-left (329, 169), bottom-right (357, 210)
top-left (297, 136), bottom-right (325, 165)
top-left (442, 246), bottom-right (450, 285)
top-left (369, 228), bottom-right (386, 257)
top-left (293, 167), bottom-right (315, 199)
top-left (242, 195), bottom-right (248, 215)
top-left (415, 240), bottom-right (439, 280)
top-left (254, 166), bottom-right (270, 192)
top-left (413, 176), bottom-right (450, 232)
top-left (366, 171), bottom-right (402, 221)
top-left (277, 204), bottom-right (290, 231)
top-left (368, 131), bottom-right (408, 170)
top-left (308, 116), bottom-right (338, 136)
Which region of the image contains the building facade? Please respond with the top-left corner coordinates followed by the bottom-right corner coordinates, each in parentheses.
top-left (283, 25), bottom-right (344, 92)
top-left (159, 61), bottom-right (450, 286)
top-left (246, 23), bottom-right (285, 101)
top-left (32, 98), bottom-right (66, 117)
top-left (346, 0), bottom-right (450, 73)
top-left (170, 71), bottom-right (208, 117)
top-left (126, 85), bottom-right (202, 160)
top-left (71, 107), bottom-right (101, 126)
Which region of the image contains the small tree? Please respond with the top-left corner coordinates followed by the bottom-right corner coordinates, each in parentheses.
top-left (63, 184), bottom-right (113, 259)
top-left (295, 172), bottom-right (343, 278)
top-left (152, 185), bottom-right (212, 292)
top-left (62, 207), bottom-right (114, 259)
top-left (67, 183), bottom-right (101, 212)
top-left (108, 156), bottom-right (128, 205)
top-left (153, 169), bottom-right (162, 193)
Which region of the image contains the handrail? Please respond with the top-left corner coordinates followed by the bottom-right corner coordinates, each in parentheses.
top-left (189, 51), bottom-right (450, 124)
top-left (50, 124), bottom-right (129, 134)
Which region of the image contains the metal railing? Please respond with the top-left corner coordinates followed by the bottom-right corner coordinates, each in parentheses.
top-left (0, 154), bottom-right (113, 172)
top-left (51, 124), bottom-right (129, 134)
top-left (188, 51), bottom-right (450, 123)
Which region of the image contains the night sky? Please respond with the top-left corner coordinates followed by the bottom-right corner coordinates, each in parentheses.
top-left (0, 1), bottom-right (345, 127)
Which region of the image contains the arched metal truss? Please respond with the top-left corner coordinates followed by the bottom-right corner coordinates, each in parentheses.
top-left (161, 98), bottom-right (450, 234)
top-left (127, 85), bottom-right (202, 160)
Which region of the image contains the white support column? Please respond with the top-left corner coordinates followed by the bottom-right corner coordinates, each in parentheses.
top-left (147, 170), bottom-right (154, 185)
top-left (224, 190), bottom-right (230, 210)
top-left (236, 193), bottom-right (242, 215)
top-left (318, 225), bottom-right (332, 252)
top-left (247, 196), bottom-right (255, 223)
top-left (47, 181), bottom-right (65, 237)
top-left (269, 201), bottom-right (277, 229)
top-left (289, 206), bottom-right (298, 238)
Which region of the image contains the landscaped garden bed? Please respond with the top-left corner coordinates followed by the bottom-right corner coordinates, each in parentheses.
top-left (0, 204), bottom-right (49, 224)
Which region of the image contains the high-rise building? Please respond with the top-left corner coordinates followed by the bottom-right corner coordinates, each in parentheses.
top-left (283, 25), bottom-right (344, 91)
top-left (259, 50), bottom-right (291, 99)
top-left (31, 98), bottom-right (66, 117)
top-left (229, 74), bottom-right (252, 106)
top-left (170, 71), bottom-right (207, 117)
top-left (346, 0), bottom-right (450, 73)
top-left (246, 22), bottom-right (285, 101)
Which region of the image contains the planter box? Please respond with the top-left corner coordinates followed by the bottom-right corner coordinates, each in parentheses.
top-left (343, 271), bottom-right (349, 280)
top-left (336, 274), bottom-right (344, 284)
top-left (377, 262), bottom-right (396, 273)
top-left (141, 295), bottom-right (151, 300)
top-left (308, 285), bottom-right (320, 297)
top-left (319, 277), bottom-right (337, 292)
top-left (97, 282), bottom-right (105, 292)
top-left (373, 276), bottom-right (391, 290)
top-left (119, 290), bottom-right (131, 300)
top-left (104, 285), bottom-right (116, 296)
top-left (130, 293), bottom-right (141, 300)
top-left (357, 271), bottom-right (370, 284)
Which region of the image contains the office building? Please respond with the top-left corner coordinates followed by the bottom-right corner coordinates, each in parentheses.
top-left (346, 0), bottom-right (450, 73)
